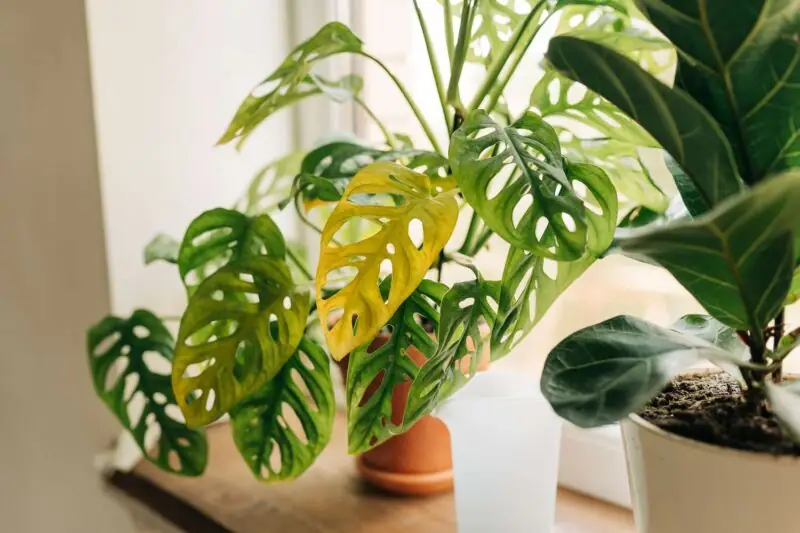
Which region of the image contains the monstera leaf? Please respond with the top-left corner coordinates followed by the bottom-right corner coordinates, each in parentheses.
top-left (172, 257), bottom-right (310, 427)
top-left (452, 110), bottom-right (600, 260)
top-left (492, 163), bottom-right (618, 357)
top-left (144, 234), bottom-right (180, 265)
top-left (404, 280), bottom-right (498, 430)
top-left (88, 310), bottom-right (207, 476)
top-left (638, 0), bottom-right (800, 184)
top-left (218, 22), bottom-right (364, 147)
top-left (234, 152), bottom-right (305, 216)
top-left (230, 336), bottom-right (335, 482)
top-left (178, 209), bottom-right (285, 291)
top-left (315, 162), bottom-right (459, 360)
top-left (346, 280), bottom-right (446, 454)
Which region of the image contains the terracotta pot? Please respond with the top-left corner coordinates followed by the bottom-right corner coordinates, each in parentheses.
top-left (622, 412), bottom-right (800, 533)
top-left (337, 331), bottom-right (490, 496)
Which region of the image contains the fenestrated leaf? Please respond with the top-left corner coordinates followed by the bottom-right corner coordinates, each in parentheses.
top-left (88, 310), bottom-right (207, 476)
top-left (618, 171), bottom-right (800, 339)
top-left (541, 315), bottom-right (730, 427)
top-left (172, 257), bottom-right (310, 427)
top-left (450, 110), bottom-right (593, 260)
top-left (218, 21), bottom-right (364, 147)
top-left (638, 0), bottom-right (800, 184)
top-left (230, 336), bottom-right (334, 482)
top-left (765, 380), bottom-right (800, 443)
top-left (178, 208), bottom-right (285, 291)
top-left (547, 35), bottom-right (745, 211)
top-left (346, 280), bottom-right (447, 454)
top-left (234, 152), bottom-right (305, 216)
top-left (144, 234), bottom-right (180, 265)
top-left (403, 280), bottom-right (497, 430)
top-left (492, 162), bottom-right (618, 357)
top-left (315, 162), bottom-right (458, 361)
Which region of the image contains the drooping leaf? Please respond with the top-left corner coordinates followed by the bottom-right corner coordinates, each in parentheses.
top-left (315, 162), bottom-right (458, 361)
top-left (547, 35), bottom-right (745, 211)
top-left (765, 380), bottom-right (800, 443)
top-left (218, 21), bottom-right (364, 147)
top-left (346, 280), bottom-right (447, 454)
top-left (638, 0), bottom-right (800, 184)
top-left (541, 315), bottom-right (730, 427)
top-left (451, 110), bottom-right (595, 260)
top-left (404, 280), bottom-right (497, 430)
top-left (172, 257), bottom-right (310, 427)
top-left (144, 234), bottom-right (180, 265)
top-left (234, 152), bottom-right (305, 216)
top-left (492, 162), bottom-right (618, 357)
top-left (230, 336), bottom-right (335, 482)
top-left (178, 208), bottom-right (285, 291)
top-left (88, 310), bottom-right (207, 476)
top-left (617, 171), bottom-right (800, 339)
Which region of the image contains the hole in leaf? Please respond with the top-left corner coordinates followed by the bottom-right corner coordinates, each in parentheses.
top-left (568, 14), bottom-right (583, 27)
top-left (185, 359), bottom-right (214, 378)
top-left (168, 450), bottom-right (181, 471)
top-left (244, 292), bottom-right (260, 304)
top-left (132, 325), bottom-right (149, 339)
top-left (512, 194), bottom-right (533, 228)
top-left (93, 332), bottom-right (121, 357)
top-left (459, 297), bottom-right (475, 309)
top-left (123, 373), bottom-right (140, 402)
top-left (542, 259), bottom-right (558, 281)
top-left (298, 350), bottom-right (315, 370)
top-left (595, 110), bottom-right (621, 128)
top-left (535, 217), bottom-right (550, 241)
top-left (359, 369), bottom-right (386, 407)
top-left (211, 290), bottom-right (224, 301)
top-left (165, 404), bottom-right (185, 423)
top-left (325, 265), bottom-right (358, 285)
top-left (528, 289), bottom-right (538, 318)
top-left (408, 218), bottom-right (424, 249)
top-left (281, 402), bottom-right (308, 444)
top-left (185, 320), bottom-right (239, 346)
top-left (268, 439), bottom-right (282, 474)
top-left (479, 141), bottom-right (507, 159)
top-left (143, 351), bottom-right (171, 375)
top-left (205, 390), bottom-right (217, 412)
top-left (515, 269), bottom-right (533, 302)
top-left (104, 356), bottom-right (129, 391)
top-left (282, 296), bottom-right (292, 310)
top-left (547, 78), bottom-right (560, 105)
top-left (561, 213), bottom-right (577, 232)
top-left (127, 391), bottom-right (147, 428)
top-left (585, 9), bottom-right (601, 25)
top-left (566, 83), bottom-right (587, 105)
top-left (153, 392), bottom-right (168, 405)
top-left (177, 437), bottom-right (190, 447)
top-left (386, 243), bottom-right (396, 255)
top-left (239, 272), bottom-right (255, 284)
top-left (191, 227), bottom-right (233, 248)
top-left (473, 127), bottom-right (495, 139)
top-left (486, 164), bottom-right (514, 200)
top-left (291, 367), bottom-right (317, 411)
top-left (144, 418), bottom-right (162, 459)
top-left (586, 202), bottom-right (604, 216)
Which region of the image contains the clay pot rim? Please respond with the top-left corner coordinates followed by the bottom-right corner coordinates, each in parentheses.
top-left (627, 370), bottom-right (800, 463)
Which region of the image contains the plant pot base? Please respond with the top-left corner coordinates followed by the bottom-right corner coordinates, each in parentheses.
top-left (355, 456), bottom-right (453, 496)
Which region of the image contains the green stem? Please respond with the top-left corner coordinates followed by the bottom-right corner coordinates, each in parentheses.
top-left (443, 0), bottom-right (455, 64)
top-left (355, 96), bottom-right (396, 148)
top-left (358, 51), bottom-right (444, 155)
top-left (447, 0), bottom-right (478, 107)
top-left (286, 246), bottom-right (313, 281)
top-left (774, 309), bottom-right (785, 383)
top-left (469, 227), bottom-right (494, 255)
top-left (458, 212), bottom-right (481, 255)
top-left (414, 0), bottom-right (451, 134)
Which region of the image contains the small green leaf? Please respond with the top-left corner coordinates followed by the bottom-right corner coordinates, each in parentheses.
top-left (88, 310), bottom-right (207, 476)
top-left (618, 171), bottom-right (800, 338)
top-left (785, 267), bottom-right (800, 305)
top-left (547, 35), bottom-right (745, 211)
top-left (541, 315), bottom-right (726, 427)
top-left (765, 381), bottom-right (800, 443)
top-left (144, 234), bottom-right (180, 265)
top-left (672, 314), bottom-right (747, 357)
top-left (230, 336), bottom-right (335, 482)
top-left (172, 257), bottom-right (310, 427)
top-left (234, 152), bottom-right (305, 215)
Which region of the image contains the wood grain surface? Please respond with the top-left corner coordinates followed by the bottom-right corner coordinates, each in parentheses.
top-left (123, 416), bottom-right (634, 533)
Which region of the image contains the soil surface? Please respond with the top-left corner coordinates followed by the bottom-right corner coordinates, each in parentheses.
top-left (639, 372), bottom-right (800, 456)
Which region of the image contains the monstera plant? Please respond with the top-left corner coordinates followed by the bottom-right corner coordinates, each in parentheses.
top-left (88, 0), bottom-right (672, 481)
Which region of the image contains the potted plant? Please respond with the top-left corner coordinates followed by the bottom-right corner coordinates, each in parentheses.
top-left (540, 2), bottom-right (800, 531)
top-left (87, 0), bottom-right (667, 496)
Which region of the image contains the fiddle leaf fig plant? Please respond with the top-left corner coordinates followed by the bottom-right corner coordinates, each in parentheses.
top-left (88, 1), bottom-right (671, 480)
top-left (541, 1), bottom-right (800, 441)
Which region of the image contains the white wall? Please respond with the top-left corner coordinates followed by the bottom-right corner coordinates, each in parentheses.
top-left (86, 0), bottom-right (295, 317)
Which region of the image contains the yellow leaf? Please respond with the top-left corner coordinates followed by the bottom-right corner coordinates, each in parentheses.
top-left (316, 162), bottom-right (458, 360)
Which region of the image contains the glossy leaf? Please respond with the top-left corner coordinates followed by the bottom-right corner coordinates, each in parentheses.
top-left (451, 110), bottom-right (593, 260)
top-left (638, 0), bottom-right (800, 184)
top-left (492, 162), bottom-right (618, 357)
top-left (316, 162), bottom-right (458, 360)
top-left (178, 208), bottom-right (285, 291)
top-left (404, 280), bottom-right (497, 429)
top-left (672, 314), bottom-right (746, 357)
top-left (230, 336), bottom-right (335, 482)
top-left (234, 152), bottom-right (305, 216)
top-left (765, 380), bottom-right (800, 443)
top-left (172, 257), bottom-right (310, 427)
top-left (219, 21), bottom-right (364, 147)
top-left (88, 310), bottom-right (207, 476)
top-left (144, 234), bottom-right (180, 265)
top-left (346, 280), bottom-right (447, 454)
top-left (541, 315), bottom-right (728, 427)
top-left (547, 35), bottom-right (745, 210)
top-left (618, 171), bottom-right (800, 337)
top-left (664, 152), bottom-right (708, 217)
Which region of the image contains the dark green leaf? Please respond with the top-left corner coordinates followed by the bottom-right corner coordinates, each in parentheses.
top-left (618, 171), bottom-right (800, 337)
top-left (765, 380), bottom-right (800, 443)
top-left (172, 257), bottom-right (310, 427)
top-left (87, 310), bottom-right (207, 476)
top-left (664, 152), bottom-right (710, 216)
top-left (144, 234), bottom-right (180, 265)
top-left (547, 35), bottom-right (745, 210)
top-left (230, 336), bottom-right (335, 482)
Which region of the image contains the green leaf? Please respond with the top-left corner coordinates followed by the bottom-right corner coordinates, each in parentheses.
top-left (765, 380), bottom-right (800, 443)
top-left (492, 162), bottom-right (618, 357)
top-left (178, 208), bottom-right (285, 291)
top-left (664, 152), bottom-right (709, 216)
top-left (541, 315), bottom-right (726, 427)
top-left (547, 35), bottom-right (745, 210)
top-left (230, 336), bottom-right (335, 482)
top-left (345, 280), bottom-right (446, 454)
top-left (218, 21), bottom-right (364, 147)
top-left (404, 280), bottom-right (497, 430)
top-left (638, 0), bottom-right (800, 184)
top-left (234, 152), bottom-right (305, 216)
top-left (88, 310), bottom-right (207, 476)
top-left (785, 266), bottom-right (800, 305)
top-left (144, 234), bottom-right (180, 265)
top-left (451, 110), bottom-right (597, 260)
top-left (172, 257), bottom-right (310, 427)
top-left (672, 314), bottom-right (747, 356)
top-left (617, 171), bottom-right (800, 338)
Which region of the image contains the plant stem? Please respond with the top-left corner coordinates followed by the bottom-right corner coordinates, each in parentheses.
top-left (447, 0), bottom-right (478, 108)
top-left (286, 246), bottom-right (313, 281)
top-left (413, 0), bottom-right (451, 133)
top-left (355, 96), bottom-right (396, 148)
top-left (358, 52), bottom-right (444, 155)
top-left (470, 226), bottom-right (494, 254)
top-left (458, 211), bottom-right (481, 254)
top-left (443, 0), bottom-right (455, 65)
top-left (774, 309), bottom-right (785, 383)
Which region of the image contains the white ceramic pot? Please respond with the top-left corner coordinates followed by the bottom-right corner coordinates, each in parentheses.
top-left (622, 413), bottom-right (800, 533)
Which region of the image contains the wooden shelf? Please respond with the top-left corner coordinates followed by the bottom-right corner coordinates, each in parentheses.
top-left (109, 416), bottom-right (634, 533)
